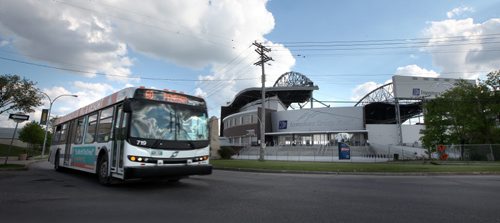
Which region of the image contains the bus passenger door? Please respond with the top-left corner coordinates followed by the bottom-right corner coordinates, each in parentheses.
top-left (112, 105), bottom-right (126, 175)
top-left (64, 121), bottom-right (75, 166)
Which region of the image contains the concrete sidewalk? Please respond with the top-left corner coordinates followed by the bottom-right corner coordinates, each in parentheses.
top-left (0, 156), bottom-right (46, 170)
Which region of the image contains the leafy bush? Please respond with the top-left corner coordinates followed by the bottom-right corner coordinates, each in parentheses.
top-left (218, 147), bottom-right (236, 159)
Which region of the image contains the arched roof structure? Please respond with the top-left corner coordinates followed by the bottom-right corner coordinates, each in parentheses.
top-left (273, 71), bottom-right (315, 88)
top-left (220, 72), bottom-right (318, 134)
top-left (354, 82), bottom-right (422, 124)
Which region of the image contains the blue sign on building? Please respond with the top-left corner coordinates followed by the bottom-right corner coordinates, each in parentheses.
top-left (278, 120), bottom-right (287, 129)
top-left (338, 142), bottom-right (351, 160)
top-left (412, 88), bottom-right (421, 96)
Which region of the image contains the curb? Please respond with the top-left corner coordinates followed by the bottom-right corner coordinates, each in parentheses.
top-left (0, 165), bottom-right (29, 171)
top-left (214, 167), bottom-right (500, 176)
top-left (0, 159), bottom-right (44, 171)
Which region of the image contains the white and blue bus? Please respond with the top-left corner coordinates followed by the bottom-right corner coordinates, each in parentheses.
top-left (48, 87), bottom-right (212, 184)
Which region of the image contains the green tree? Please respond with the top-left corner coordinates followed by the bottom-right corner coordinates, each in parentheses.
top-left (18, 121), bottom-right (51, 154)
top-left (0, 74), bottom-right (43, 115)
top-left (421, 71), bottom-right (500, 152)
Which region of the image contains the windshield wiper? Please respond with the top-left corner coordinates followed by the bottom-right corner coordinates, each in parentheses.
top-left (187, 141), bottom-right (196, 149)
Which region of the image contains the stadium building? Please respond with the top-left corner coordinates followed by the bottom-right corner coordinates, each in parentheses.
top-left (220, 72), bottom-right (473, 158)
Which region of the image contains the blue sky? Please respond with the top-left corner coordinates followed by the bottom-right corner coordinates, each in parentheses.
top-left (0, 0), bottom-right (499, 127)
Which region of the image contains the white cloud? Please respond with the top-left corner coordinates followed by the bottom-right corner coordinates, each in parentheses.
top-left (446, 6), bottom-right (474, 19)
top-left (351, 65), bottom-right (437, 101)
top-left (0, 1), bottom-right (132, 81)
top-left (0, 81), bottom-right (115, 128)
top-left (196, 41), bottom-right (295, 116)
top-left (114, 0), bottom-right (276, 69)
top-left (351, 81), bottom-right (383, 101)
top-left (0, 0), bottom-right (290, 116)
top-left (72, 81), bottom-right (115, 108)
top-left (0, 39), bottom-right (8, 47)
top-left (36, 82), bottom-right (114, 120)
top-left (395, 65), bottom-right (439, 78)
top-left (423, 18), bottom-right (500, 79)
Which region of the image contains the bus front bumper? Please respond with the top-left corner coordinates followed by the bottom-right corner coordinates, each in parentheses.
top-left (123, 164), bottom-right (212, 179)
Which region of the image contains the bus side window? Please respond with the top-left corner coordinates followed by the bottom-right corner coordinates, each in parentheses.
top-left (114, 106), bottom-right (123, 140)
top-left (52, 125), bottom-right (62, 144)
top-left (59, 123), bottom-right (68, 144)
top-left (97, 107), bottom-right (114, 142)
top-left (73, 117), bottom-right (85, 144)
top-left (85, 113), bottom-right (98, 144)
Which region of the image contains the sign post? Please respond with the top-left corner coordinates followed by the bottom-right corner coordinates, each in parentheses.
top-left (3, 113), bottom-right (29, 165)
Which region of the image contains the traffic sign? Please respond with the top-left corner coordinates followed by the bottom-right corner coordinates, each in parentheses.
top-left (9, 113), bottom-right (29, 123)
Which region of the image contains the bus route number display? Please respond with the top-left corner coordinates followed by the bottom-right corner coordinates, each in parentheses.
top-left (163, 92), bottom-right (188, 104)
top-left (136, 89), bottom-right (189, 104)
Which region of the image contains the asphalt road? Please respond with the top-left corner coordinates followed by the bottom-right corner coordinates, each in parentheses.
top-left (1, 162), bottom-right (499, 223)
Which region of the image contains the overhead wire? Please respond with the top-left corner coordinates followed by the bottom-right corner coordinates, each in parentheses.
top-left (0, 55), bottom-right (258, 82)
top-left (52, 0), bottom-right (236, 48)
top-left (273, 33), bottom-right (500, 45)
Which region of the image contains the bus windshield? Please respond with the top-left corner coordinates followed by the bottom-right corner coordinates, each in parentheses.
top-left (130, 100), bottom-right (208, 143)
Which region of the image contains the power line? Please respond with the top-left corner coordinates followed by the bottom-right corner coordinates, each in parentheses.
top-left (288, 49), bottom-right (500, 58)
top-left (0, 56), bottom-right (258, 82)
top-left (277, 37), bottom-right (500, 48)
top-left (196, 45), bottom-right (254, 91)
top-left (53, 0), bottom-right (236, 48)
top-left (274, 33), bottom-right (500, 45)
top-left (272, 41), bottom-right (500, 52)
top-left (86, 0), bottom-right (234, 43)
top-left (307, 70), bottom-right (490, 77)
top-left (202, 47), bottom-right (260, 99)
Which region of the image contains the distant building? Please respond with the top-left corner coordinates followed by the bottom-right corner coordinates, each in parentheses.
top-left (0, 128), bottom-right (28, 148)
top-left (220, 71), bottom-right (473, 154)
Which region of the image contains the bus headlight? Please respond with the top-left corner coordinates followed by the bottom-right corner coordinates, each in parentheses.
top-left (193, 156), bottom-right (209, 162)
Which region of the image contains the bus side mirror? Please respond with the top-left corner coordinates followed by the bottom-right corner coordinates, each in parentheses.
top-left (123, 99), bottom-right (133, 113)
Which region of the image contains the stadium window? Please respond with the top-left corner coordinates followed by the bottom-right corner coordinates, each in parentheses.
top-left (243, 115), bottom-right (250, 125)
top-left (97, 107), bottom-right (114, 142)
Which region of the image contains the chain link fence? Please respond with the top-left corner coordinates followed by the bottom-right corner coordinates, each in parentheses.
top-left (436, 144), bottom-right (499, 161)
top-left (231, 144), bottom-right (500, 162)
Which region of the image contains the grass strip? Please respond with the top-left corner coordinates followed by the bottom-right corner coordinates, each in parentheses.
top-left (0, 144), bottom-right (41, 156)
top-left (0, 164), bottom-right (26, 170)
top-left (212, 160), bottom-right (500, 173)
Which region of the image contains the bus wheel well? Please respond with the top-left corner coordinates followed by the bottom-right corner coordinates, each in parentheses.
top-left (97, 148), bottom-right (108, 163)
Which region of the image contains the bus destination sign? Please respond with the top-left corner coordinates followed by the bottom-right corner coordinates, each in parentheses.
top-left (135, 89), bottom-right (204, 106)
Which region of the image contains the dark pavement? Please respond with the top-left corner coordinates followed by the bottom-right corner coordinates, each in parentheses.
top-left (1, 161), bottom-right (499, 223)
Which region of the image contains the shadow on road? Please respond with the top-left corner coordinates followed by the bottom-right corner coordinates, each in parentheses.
top-left (54, 167), bottom-right (198, 190)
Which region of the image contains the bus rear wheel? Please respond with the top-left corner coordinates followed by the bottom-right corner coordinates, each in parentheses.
top-left (97, 154), bottom-right (112, 185)
top-left (54, 152), bottom-right (61, 171)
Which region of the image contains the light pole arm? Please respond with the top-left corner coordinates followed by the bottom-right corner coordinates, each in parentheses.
top-left (41, 93), bottom-right (78, 159)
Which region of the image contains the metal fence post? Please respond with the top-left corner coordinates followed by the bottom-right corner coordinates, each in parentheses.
top-left (490, 144), bottom-right (495, 161)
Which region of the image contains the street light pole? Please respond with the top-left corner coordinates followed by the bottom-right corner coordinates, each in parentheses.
top-left (40, 93), bottom-right (78, 159)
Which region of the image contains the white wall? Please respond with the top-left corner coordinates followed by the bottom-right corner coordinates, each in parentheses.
top-left (271, 107), bottom-right (364, 132)
top-left (240, 96), bottom-right (286, 112)
top-left (402, 125), bottom-right (424, 146)
top-left (366, 124), bottom-right (398, 146)
top-left (367, 124), bottom-right (424, 146)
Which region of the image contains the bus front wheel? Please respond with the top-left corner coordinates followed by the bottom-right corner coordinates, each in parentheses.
top-left (97, 154), bottom-right (112, 185)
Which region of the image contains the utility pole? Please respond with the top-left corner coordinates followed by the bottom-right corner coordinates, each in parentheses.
top-left (253, 41), bottom-right (273, 161)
